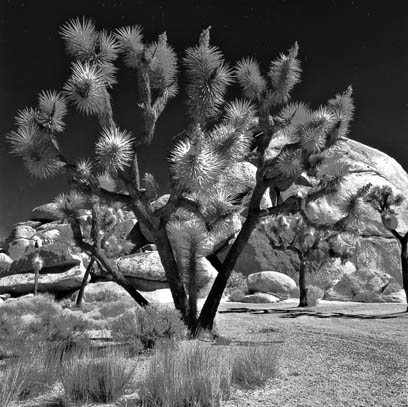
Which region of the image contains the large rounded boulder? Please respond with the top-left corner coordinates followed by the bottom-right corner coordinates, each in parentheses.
top-left (247, 271), bottom-right (296, 298)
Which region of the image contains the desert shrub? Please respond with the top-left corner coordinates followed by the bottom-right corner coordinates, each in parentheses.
top-left (0, 296), bottom-right (89, 359)
top-left (139, 341), bottom-right (232, 407)
top-left (225, 270), bottom-right (247, 295)
top-left (232, 340), bottom-right (280, 388)
top-left (228, 288), bottom-right (246, 302)
top-left (110, 305), bottom-right (186, 352)
top-left (84, 288), bottom-right (123, 303)
top-left (60, 348), bottom-right (135, 403)
top-left (110, 309), bottom-right (142, 354)
top-left (0, 360), bottom-right (27, 407)
top-left (306, 285), bottom-right (324, 306)
top-left (17, 351), bottom-right (57, 400)
top-left (98, 299), bottom-right (132, 319)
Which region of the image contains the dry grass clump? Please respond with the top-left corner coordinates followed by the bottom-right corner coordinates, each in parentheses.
top-left (0, 359), bottom-right (27, 407)
top-left (110, 304), bottom-right (187, 353)
top-left (60, 347), bottom-right (135, 404)
top-left (139, 341), bottom-right (232, 407)
top-left (232, 339), bottom-right (280, 389)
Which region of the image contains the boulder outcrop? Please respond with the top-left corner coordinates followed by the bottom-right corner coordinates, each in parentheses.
top-left (228, 139), bottom-right (408, 302)
top-left (247, 271), bottom-right (296, 298)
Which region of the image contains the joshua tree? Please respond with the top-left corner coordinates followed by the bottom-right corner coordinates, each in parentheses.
top-left (262, 214), bottom-right (355, 306)
top-left (366, 185), bottom-right (408, 310)
top-left (6, 18), bottom-right (356, 334)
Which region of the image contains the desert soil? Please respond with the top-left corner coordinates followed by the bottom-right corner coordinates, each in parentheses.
top-left (217, 300), bottom-right (408, 407)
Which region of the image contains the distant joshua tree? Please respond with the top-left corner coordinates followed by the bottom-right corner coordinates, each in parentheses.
top-left (263, 208), bottom-right (359, 306)
top-left (6, 18), bottom-right (358, 334)
top-left (366, 185), bottom-right (408, 310)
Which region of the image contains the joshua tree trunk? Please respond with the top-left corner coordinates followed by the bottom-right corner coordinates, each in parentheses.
top-left (76, 257), bottom-right (95, 307)
top-left (195, 183), bottom-right (267, 334)
top-left (34, 267), bottom-right (39, 296)
top-left (298, 257), bottom-right (308, 307)
top-left (400, 235), bottom-right (408, 312)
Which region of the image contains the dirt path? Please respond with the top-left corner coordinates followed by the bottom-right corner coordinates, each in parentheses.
top-left (218, 302), bottom-right (408, 407)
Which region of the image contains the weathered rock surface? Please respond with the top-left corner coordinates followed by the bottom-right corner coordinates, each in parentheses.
top-left (229, 139), bottom-right (408, 298)
top-left (0, 253), bottom-right (12, 274)
top-left (323, 269), bottom-right (395, 302)
top-left (7, 238), bottom-right (35, 261)
top-left (382, 290), bottom-right (407, 304)
top-left (0, 265), bottom-right (87, 296)
top-left (6, 244), bottom-right (80, 276)
top-left (247, 271), bottom-right (296, 297)
top-left (117, 251), bottom-right (167, 282)
top-left (240, 292), bottom-right (280, 303)
top-left (30, 203), bottom-right (61, 221)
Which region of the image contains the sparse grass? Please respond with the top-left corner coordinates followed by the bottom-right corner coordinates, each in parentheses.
top-left (110, 304), bottom-right (187, 352)
top-left (60, 347), bottom-right (135, 404)
top-left (0, 359), bottom-right (27, 407)
top-left (139, 341), bottom-right (232, 407)
top-left (231, 339), bottom-right (280, 389)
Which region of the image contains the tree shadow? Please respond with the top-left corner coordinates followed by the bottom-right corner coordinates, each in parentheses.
top-left (219, 307), bottom-right (408, 320)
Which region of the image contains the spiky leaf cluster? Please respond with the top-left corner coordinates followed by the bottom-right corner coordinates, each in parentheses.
top-left (169, 126), bottom-right (225, 192)
top-left (268, 43), bottom-right (301, 105)
top-left (146, 33), bottom-right (178, 92)
top-left (114, 25), bottom-right (144, 68)
top-left (63, 61), bottom-right (108, 116)
top-left (235, 58), bottom-right (267, 101)
top-left (54, 190), bottom-right (88, 219)
top-left (95, 126), bottom-right (134, 173)
top-left (223, 99), bottom-right (257, 131)
top-left (184, 29), bottom-right (233, 125)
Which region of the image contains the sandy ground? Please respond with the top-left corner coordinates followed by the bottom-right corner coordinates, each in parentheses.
top-left (217, 301), bottom-right (408, 407)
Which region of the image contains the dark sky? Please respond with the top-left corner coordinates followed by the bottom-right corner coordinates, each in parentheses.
top-left (1, 0), bottom-right (408, 237)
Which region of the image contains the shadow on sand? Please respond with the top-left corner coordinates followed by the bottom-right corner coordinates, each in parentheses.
top-left (219, 307), bottom-right (408, 320)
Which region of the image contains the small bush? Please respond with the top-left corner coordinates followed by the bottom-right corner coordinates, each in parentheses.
top-left (84, 288), bottom-right (123, 303)
top-left (98, 299), bottom-right (132, 319)
top-left (140, 341), bottom-right (232, 407)
top-left (60, 348), bottom-right (135, 403)
top-left (225, 271), bottom-right (247, 295)
top-left (111, 305), bottom-right (186, 352)
top-left (306, 285), bottom-right (324, 306)
top-left (232, 340), bottom-right (280, 388)
top-left (228, 288), bottom-right (246, 302)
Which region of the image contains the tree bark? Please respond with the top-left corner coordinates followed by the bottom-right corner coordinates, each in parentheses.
top-left (153, 227), bottom-right (190, 322)
top-left (93, 251), bottom-right (149, 307)
top-left (76, 257), bottom-right (95, 307)
top-left (34, 267), bottom-right (39, 296)
top-left (400, 235), bottom-right (408, 312)
top-left (298, 258), bottom-right (308, 307)
top-left (195, 183), bottom-right (267, 333)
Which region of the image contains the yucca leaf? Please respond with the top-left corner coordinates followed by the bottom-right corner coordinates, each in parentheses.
top-left (275, 149), bottom-right (303, 178)
top-left (169, 129), bottom-right (224, 192)
top-left (235, 58), bottom-right (267, 101)
top-left (223, 99), bottom-right (257, 130)
top-left (184, 40), bottom-right (233, 124)
top-left (115, 25), bottom-right (144, 68)
top-left (64, 61), bottom-right (107, 116)
top-left (60, 17), bottom-right (97, 61)
top-left (208, 124), bottom-right (250, 164)
top-left (146, 32), bottom-right (178, 91)
top-left (96, 30), bottom-right (120, 62)
top-left (95, 127), bottom-right (135, 173)
top-left (37, 90), bottom-right (68, 133)
top-left (268, 42), bottom-right (301, 105)
top-left (14, 107), bottom-right (40, 128)
top-left (54, 190), bottom-right (88, 219)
